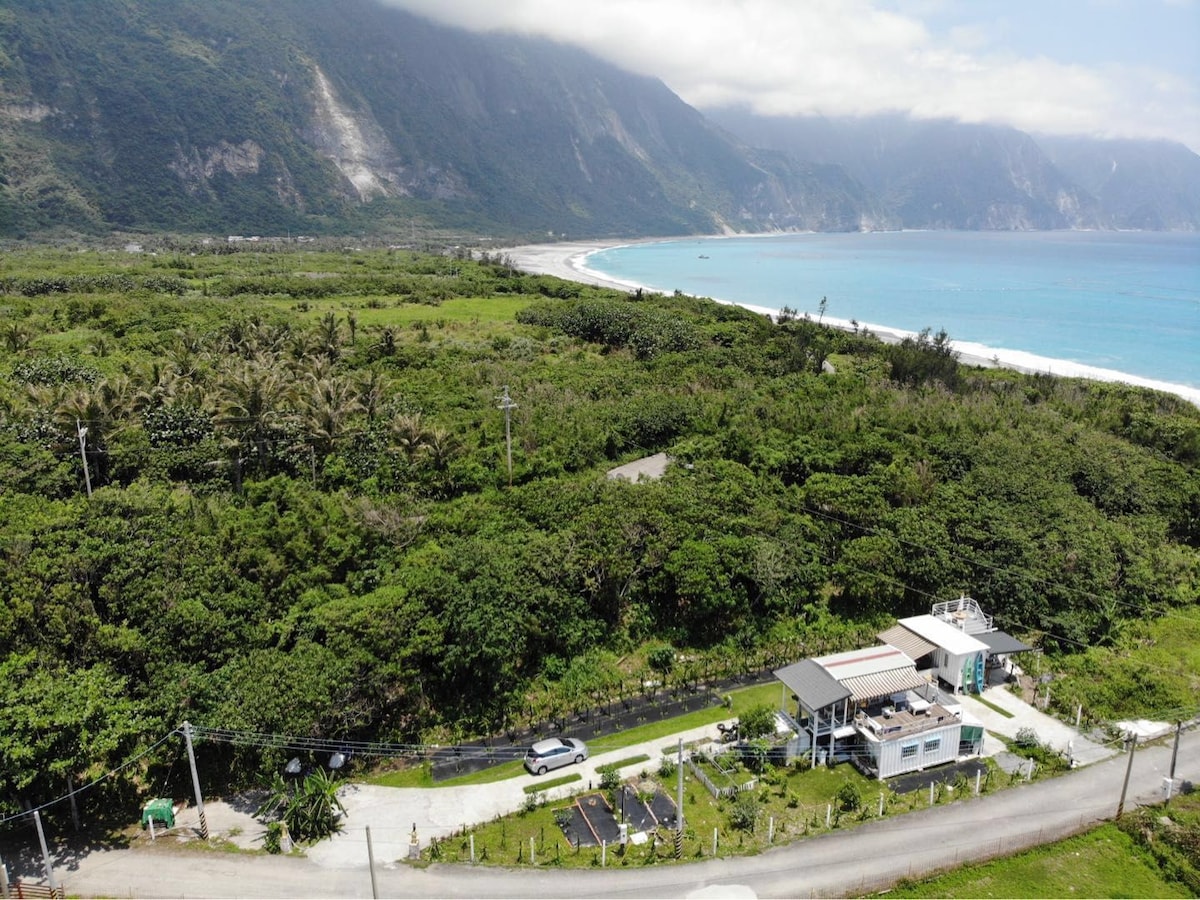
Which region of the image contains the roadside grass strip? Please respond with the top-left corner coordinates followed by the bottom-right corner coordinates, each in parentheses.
top-left (523, 773), bottom-right (581, 795)
top-left (595, 754), bottom-right (650, 775)
top-left (973, 695), bottom-right (1015, 718)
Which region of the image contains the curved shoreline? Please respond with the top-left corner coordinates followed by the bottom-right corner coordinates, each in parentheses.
top-left (504, 239), bottom-right (1200, 408)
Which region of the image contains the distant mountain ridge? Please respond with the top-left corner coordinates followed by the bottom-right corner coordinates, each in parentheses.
top-left (0, 0), bottom-right (1195, 238)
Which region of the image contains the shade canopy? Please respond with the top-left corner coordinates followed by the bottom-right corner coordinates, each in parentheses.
top-left (878, 624), bottom-right (939, 661)
top-left (978, 630), bottom-right (1033, 655)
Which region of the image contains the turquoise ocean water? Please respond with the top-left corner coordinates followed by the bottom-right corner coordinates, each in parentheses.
top-left (584, 232), bottom-right (1199, 394)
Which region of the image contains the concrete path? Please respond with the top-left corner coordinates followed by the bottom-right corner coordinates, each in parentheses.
top-left (957, 683), bottom-right (1120, 767)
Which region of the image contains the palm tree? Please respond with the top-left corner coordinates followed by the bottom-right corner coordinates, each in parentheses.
top-left (389, 412), bottom-right (428, 461)
top-left (54, 376), bottom-right (136, 485)
top-left (296, 373), bottom-right (361, 459)
top-left (353, 370), bottom-right (390, 424)
top-left (420, 425), bottom-right (460, 471)
top-left (255, 768), bottom-right (346, 844)
top-left (2, 322), bottom-right (32, 354)
top-left (315, 311), bottom-right (342, 363)
top-left (214, 357), bottom-right (290, 469)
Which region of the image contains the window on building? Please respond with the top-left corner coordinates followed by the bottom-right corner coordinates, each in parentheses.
top-left (901, 742), bottom-right (918, 759)
top-left (924, 737), bottom-right (941, 753)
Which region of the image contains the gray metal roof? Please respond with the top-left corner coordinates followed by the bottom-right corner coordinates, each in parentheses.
top-left (978, 630), bottom-right (1033, 655)
top-left (774, 659), bottom-right (852, 711)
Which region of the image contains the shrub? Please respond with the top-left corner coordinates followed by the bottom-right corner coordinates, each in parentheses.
top-left (728, 792), bottom-right (759, 832)
top-left (738, 703), bottom-right (778, 740)
top-left (658, 756), bottom-right (676, 779)
top-left (1014, 727), bottom-right (1040, 749)
top-left (836, 782), bottom-right (861, 812)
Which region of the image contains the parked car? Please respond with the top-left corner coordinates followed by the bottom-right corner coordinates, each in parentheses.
top-left (524, 737), bottom-right (588, 775)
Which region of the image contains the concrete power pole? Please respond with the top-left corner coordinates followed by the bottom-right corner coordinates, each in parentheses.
top-left (1116, 731), bottom-right (1138, 819)
top-left (32, 810), bottom-right (59, 899)
top-left (76, 419), bottom-right (92, 498)
top-left (1166, 721), bottom-right (1183, 806)
top-left (675, 738), bottom-right (684, 858)
top-left (182, 722), bottom-right (209, 840)
top-left (497, 386), bottom-right (517, 486)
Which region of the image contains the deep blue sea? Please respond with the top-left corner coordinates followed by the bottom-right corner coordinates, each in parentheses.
top-left (584, 232), bottom-right (1200, 396)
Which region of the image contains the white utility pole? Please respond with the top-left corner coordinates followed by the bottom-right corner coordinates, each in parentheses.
top-left (497, 386), bottom-right (517, 486)
top-left (182, 722), bottom-right (209, 840)
top-left (33, 810), bottom-right (59, 898)
top-left (76, 419), bottom-right (92, 497)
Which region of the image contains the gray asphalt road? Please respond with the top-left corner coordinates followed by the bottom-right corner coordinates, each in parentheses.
top-left (49, 727), bottom-right (1197, 899)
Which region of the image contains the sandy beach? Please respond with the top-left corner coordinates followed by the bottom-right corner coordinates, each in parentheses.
top-left (504, 239), bottom-right (1200, 408)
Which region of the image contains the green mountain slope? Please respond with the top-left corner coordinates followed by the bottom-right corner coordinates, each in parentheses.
top-left (0, 1), bottom-right (1195, 238)
top-left (0, 0), bottom-right (866, 238)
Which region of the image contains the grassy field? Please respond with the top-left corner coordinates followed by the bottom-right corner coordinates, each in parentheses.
top-left (881, 823), bottom-right (1189, 898)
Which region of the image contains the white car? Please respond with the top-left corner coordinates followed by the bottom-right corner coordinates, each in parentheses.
top-left (523, 737), bottom-right (588, 775)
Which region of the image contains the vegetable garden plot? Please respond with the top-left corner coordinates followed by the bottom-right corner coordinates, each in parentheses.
top-left (615, 785), bottom-right (672, 832)
top-left (556, 787), bottom-right (682, 847)
top-left (561, 792), bottom-right (622, 847)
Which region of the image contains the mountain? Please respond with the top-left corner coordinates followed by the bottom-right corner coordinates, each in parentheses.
top-left (0, 0), bottom-right (1196, 239)
top-left (701, 109), bottom-right (1200, 231)
top-left (0, 0), bottom-right (869, 238)
top-left (1036, 136), bottom-right (1200, 231)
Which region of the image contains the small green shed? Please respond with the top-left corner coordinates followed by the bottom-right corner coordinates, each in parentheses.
top-left (141, 798), bottom-right (175, 829)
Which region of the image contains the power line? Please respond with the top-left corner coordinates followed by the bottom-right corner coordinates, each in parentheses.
top-left (0, 730), bottom-right (181, 827)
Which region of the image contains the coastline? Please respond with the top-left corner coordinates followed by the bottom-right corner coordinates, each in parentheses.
top-left (503, 239), bottom-right (1200, 408)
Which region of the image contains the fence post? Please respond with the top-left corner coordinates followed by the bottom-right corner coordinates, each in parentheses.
top-left (712, 827), bottom-right (718, 857)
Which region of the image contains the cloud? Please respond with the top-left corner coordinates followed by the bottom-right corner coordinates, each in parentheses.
top-left (381, 0), bottom-right (1200, 150)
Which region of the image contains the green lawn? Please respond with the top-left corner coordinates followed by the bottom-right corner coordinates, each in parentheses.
top-left (881, 823), bottom-right (1189, 898)
top-left (523, 773), bottom-right (581, 795)
top-left (369, 681), bottom-right (781, 789)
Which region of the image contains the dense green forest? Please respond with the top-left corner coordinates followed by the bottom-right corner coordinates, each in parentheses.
top-left (1, 242), bottom-right (1198, 825)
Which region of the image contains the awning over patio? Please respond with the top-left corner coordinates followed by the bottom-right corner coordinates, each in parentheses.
top-left (839, 667), bottom-right (929, 703)
top-left (878, 624), bottom-right (939, 661)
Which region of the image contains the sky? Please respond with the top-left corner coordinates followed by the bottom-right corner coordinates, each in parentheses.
top-left (383, 0), bottom-right (1200, 152)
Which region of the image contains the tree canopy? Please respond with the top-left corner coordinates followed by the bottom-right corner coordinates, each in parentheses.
top-left (1, 242), bottom-right (1197, 826)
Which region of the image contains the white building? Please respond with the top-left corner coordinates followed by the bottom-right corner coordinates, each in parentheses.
top-left (774, 645), bottom-right (980, 779)
top-left (879, 614), bottom-right (991, 694)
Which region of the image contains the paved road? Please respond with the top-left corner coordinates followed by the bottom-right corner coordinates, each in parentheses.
top-left (41, 726), bottom-right (1198, 898)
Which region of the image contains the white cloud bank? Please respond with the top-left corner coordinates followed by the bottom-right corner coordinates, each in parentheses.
top-left (381, 0), bottom-right (1200, 151)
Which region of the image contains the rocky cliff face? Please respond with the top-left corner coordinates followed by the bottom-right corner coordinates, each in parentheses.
top-left (0, 0), bottom-right (1195, 238)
